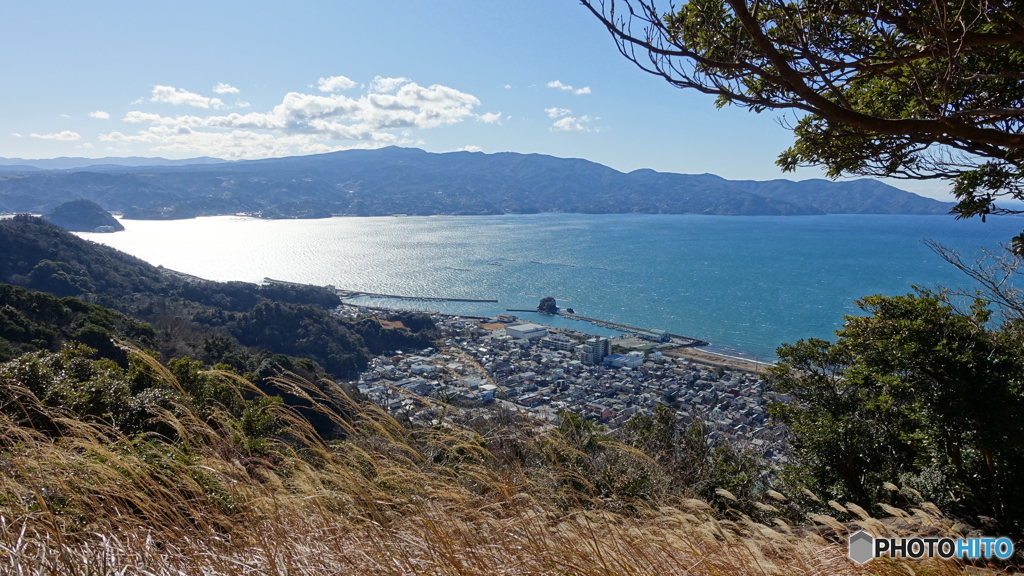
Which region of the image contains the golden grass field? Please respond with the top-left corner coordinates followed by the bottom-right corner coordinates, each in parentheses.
top-left (0, 349), bottom-right (991, 575)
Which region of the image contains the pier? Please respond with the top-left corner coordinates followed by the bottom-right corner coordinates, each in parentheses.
top-left (339, 290), bottom-right (498, 303)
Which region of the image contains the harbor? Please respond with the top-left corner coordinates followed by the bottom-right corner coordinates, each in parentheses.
top-left (269, 275), bottom-right (716, 355)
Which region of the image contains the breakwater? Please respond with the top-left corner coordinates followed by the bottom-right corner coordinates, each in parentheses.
top-left (340, 290), bottom-right (498, 303)
top-left (507, 308), bottom-right (709, 348)
top-left (557, 311), bottom-right (709, 347)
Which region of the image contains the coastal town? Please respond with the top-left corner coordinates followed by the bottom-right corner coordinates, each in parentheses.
top-left (335, 304), bottom-right (791, 464)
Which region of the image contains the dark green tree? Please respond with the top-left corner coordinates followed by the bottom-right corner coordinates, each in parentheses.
top-left (582, 0), bottom-right (1024, 248)
top-left (769, 290), bottom-right (1024, 531)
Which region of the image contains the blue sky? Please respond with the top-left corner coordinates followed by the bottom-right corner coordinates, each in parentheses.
top-left (0, 0), bottom-right (952, 199)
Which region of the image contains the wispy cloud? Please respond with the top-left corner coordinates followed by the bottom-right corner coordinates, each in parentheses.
top-left (151, 85), bottom-right (225, 109)
top-left (477, 111), bottom-right (502, 124)
top-left (552, 115), bottom-right (596, 132)
top-left (545, 107), bottom-right (571, 118)
top-left (317, 75), bottom-right (356, 92)
top-left (31, 130), bottom-right (81, 141)
top-left (213, 82), bottom-right (240, 94)
top-left (11, 133), bottom-right (21, 138)
top-left (88, 110), bottom-right (110, 119)
top-left (547, 80), bottom-right (591, 95)
top-left (452, 145), bottom-right (482, 152)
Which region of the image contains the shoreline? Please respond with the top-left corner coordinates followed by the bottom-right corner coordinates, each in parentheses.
top-left (345, 299), bottom-right (776, 374)
top-left (660, 346), bottom-right (775, 374)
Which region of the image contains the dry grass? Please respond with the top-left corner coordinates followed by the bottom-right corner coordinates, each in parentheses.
top-left (0, 352), bottom-right (984, 575)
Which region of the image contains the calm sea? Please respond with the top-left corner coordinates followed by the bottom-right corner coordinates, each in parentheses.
top-left (76, 213), bottom-right (1023, 360)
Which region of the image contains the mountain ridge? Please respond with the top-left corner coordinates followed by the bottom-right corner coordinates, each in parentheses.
top-left (0, 155), bottom-right (229, 170)
top-left (0, 147), bottom-right (953, 218)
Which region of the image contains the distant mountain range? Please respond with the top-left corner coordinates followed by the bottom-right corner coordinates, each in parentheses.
top-left (0, 147), bottom-right (953, 219)
top-left (0, 155), bottom-right (227, 171)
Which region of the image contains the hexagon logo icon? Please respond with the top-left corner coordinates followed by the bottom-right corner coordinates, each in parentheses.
top-left (848, 530), bottom-right (874, 564)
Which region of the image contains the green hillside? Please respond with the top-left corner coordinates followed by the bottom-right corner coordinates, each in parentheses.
top-left (0, 215), bottom-right (436, 379)
top-left (42, 198), bottom-right (124, 232)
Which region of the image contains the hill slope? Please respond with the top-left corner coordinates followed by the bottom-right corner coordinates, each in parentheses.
top-left (0, 216), bottom-right (436, 378)
top-left (42, 199), bottom-right (125, 232)
top-left (0, 147), bottom-right (952, 218)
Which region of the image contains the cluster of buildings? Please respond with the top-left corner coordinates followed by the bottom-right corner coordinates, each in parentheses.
top-left (338, 305), bottom-right (790, 462)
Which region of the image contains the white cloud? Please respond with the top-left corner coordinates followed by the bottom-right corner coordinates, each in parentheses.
top-left (123, 111), bottom-right (206, 125)
top-left (11, 133), bottom-right (21, 137)
top-left (80, 143), bottom-right (94, 148)
top-left (547, 80), bottom-right (591, 95)
top-left (317, 75), bottom-right (356, 92)
top-left (453, 145), bottom-right (482, 152)
top-left (552, 115), bottom-right (595, 132)
top-left (31, 130), bottom-right (81, 141)
top-left (477, 111), bottom-right (502, 124)
top-left (213, 82), bottom-right (240, 94)
top-left (102, 128), bottom-right (379, 159)
top-left (235, 101), bottom-right (251, 108)
top-left (545, 107), bottom-right (571, 118)
top-left (88, 110), bottom-right (111, 119)
top-left (150, 85), bottom-right (225, 109)
top-left (60, 114), bottom-right (70, 118)
top-left (369, 76), bottom-right (411, 94)
top-left (103, 78), bottom-right (483, 158)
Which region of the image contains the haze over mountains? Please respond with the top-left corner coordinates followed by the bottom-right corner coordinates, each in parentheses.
top-left (0, 147), bottom-right (952, 219)
top-left (0, 155), bottom-right (227, 171)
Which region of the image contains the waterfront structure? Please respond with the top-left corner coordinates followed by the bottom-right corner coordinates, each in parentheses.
top-left (637, 329), bottom-right (670, 342)
top-left (506, 323), bottom-right (548, 340)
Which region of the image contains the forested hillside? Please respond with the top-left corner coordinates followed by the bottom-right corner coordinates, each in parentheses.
top-left (0, 216), bottom-right (437, 379)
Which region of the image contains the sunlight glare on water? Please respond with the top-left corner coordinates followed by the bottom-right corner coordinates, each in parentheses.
top-left (77, 213), bottom-right (1024, 359)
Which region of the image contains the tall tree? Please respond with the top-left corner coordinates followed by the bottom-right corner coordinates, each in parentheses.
top-left (582, 0), bottom-right (1024, 248)
top-left (769, 291), bottom-right (1024, 531)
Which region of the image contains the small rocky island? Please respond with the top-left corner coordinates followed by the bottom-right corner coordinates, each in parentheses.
top-left (537, 296), bottom-right (558, 315)
top-left (42, 199), bottom-right (124, 232)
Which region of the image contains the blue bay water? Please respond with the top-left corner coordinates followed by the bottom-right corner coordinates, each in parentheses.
top-left (77, 213), bottom-right (1024, 360)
